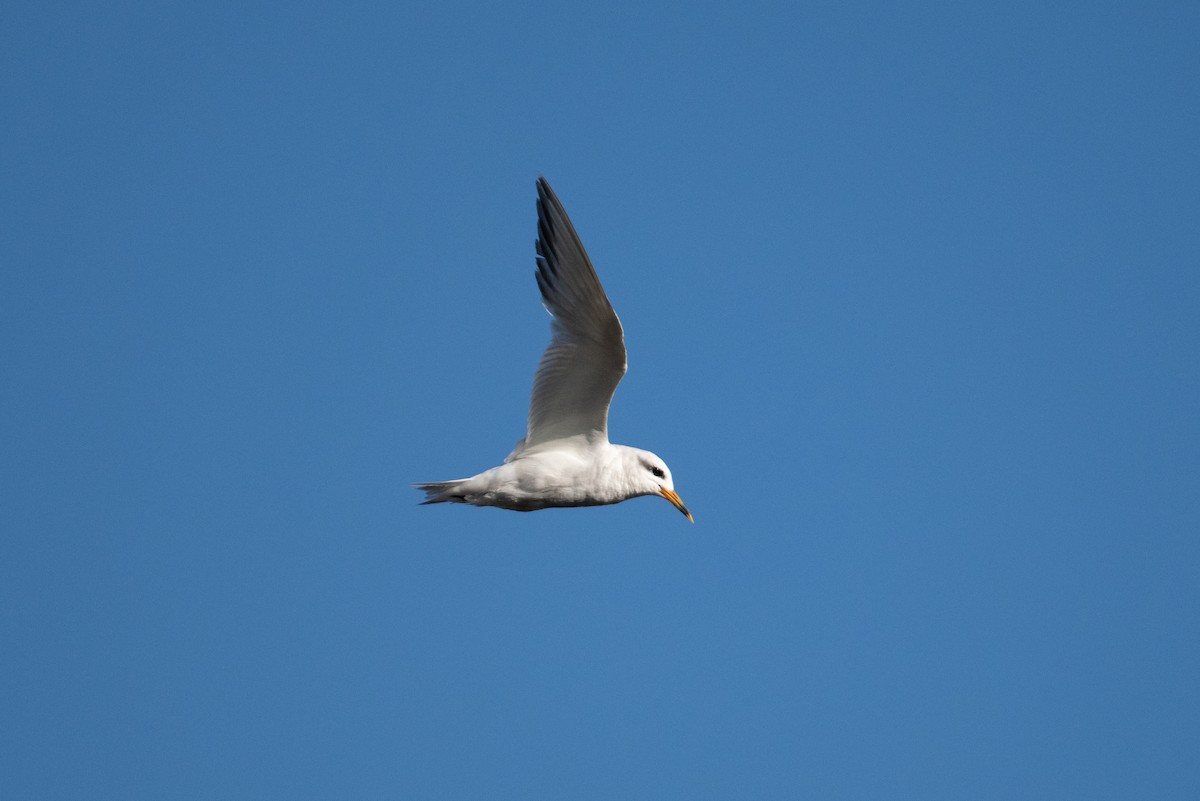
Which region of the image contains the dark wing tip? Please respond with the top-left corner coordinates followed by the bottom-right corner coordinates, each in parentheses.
top-left (536, 176), bottom-right (565, 217)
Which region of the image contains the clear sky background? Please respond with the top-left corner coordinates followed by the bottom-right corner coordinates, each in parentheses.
top-left (2, 1), bottom-right (1198, 798)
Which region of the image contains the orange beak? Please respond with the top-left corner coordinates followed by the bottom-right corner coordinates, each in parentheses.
top-left (658, 487), bottom-right (694, 523)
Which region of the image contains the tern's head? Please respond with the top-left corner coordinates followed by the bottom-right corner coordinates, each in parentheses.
top-left (622, 447), bottom-right (693, 523)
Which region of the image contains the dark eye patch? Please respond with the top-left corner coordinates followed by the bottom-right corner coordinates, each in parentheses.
top-left (651, 466), bottom-right (665, 478)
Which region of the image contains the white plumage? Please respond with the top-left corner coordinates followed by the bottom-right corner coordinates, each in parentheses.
top-left (415, 178), bottom-right (692, 522)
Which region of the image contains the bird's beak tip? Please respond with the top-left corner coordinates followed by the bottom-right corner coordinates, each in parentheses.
top-left (659, 487), bottom-right (693, 523)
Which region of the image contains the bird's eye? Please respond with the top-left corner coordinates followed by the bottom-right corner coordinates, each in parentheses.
top-left (651, 466), bottom-right (665, 478)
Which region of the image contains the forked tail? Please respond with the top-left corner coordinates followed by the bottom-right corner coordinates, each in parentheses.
top-left (413, 479), bottom-right (469, 505)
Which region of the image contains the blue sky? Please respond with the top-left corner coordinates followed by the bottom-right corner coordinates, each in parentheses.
top-left (2, 1), bottom-right (1198, 798)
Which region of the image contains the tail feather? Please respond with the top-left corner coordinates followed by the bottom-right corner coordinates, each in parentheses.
top-left (413, 479), bottom-right (469, 505)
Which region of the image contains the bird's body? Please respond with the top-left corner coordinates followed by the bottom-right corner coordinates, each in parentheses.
top-left (421, 439), bottom-right (667, 511)
top-left (416, 178), bottom-right (691, 522)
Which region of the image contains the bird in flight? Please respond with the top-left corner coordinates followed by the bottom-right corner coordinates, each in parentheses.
top-left (415, 177), bottom-right (692, 522)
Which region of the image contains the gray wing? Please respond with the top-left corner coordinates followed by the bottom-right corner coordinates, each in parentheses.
top-left (524, 177), bottom-right (627, 448)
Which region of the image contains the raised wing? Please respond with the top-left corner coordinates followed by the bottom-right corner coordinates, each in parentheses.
top-left (524, 177), bottom-right (627, 448)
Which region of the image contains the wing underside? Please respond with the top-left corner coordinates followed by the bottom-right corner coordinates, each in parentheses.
top-left (525, 178), bottom-right (627, 447)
